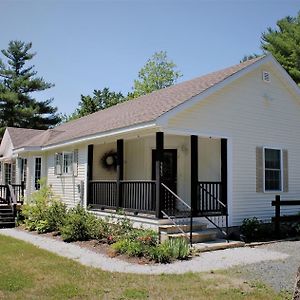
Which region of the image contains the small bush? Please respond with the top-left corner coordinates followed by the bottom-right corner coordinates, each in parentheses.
top-left (22, 179), bottom-right (66, 233)
top-left (112, 239), bottom-right (145, 257)
top-left (60, 205), bottom-right (99, 242)
top-left (240, 217), bottom-right (262, 242)
top-left (149, 242), bottom-right (173, 263)
top-left (168, 238), bottom-right (190, 260)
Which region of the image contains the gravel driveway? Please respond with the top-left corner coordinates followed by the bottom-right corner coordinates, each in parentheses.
top-left (235, 240), bottom-right (300, 293)
top-left (0, 228), bottom-right (291, 276)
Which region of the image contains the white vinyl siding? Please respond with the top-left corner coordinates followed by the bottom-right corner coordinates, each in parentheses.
top-left (167, 65), bottom-right (300, 225)
top-left (47, 146), bottom-right (87, 208)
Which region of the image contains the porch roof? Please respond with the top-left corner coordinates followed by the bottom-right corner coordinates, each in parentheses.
top-left (10, 56), bottom-right (266, 150)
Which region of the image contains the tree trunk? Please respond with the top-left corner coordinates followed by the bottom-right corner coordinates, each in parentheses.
top-left (294, 267), bottom-right (300, 300)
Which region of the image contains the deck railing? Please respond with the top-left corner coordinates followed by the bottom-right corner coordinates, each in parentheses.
top-left (197, 181), bottom-right (226, 215)
top-left (89, 180), bottom-right (117, 209)
top-left (0, 183), bottom-right (24, 205)
top-left (121, 180), bottom-right (156, 213)
top-left (88, 180), bottom-right (156, 213)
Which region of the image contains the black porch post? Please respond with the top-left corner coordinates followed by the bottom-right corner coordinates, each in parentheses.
top-left (221, 139), bottom-right (228, 213)
top-left (155, 132), bottom-right (164, 219)
top-left (191, 135), bottom-right (198, 216)
top-left (116, 139), bottom-right (124, 210)
top-left (87, 144), bottom-right (94, 207)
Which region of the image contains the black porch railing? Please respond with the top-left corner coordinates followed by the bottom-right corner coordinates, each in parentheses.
top-left (88, 180), bottom-right (156, 213)
top-left (89, 180), bottom-right (117, 209)
top-left (0, 183), bottom-right (24, 205)
top-left (196, 181), bottom-right (226, 215)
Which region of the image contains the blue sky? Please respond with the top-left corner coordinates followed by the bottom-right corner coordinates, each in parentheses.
top-left (0, 0), bottom-right (299, 115)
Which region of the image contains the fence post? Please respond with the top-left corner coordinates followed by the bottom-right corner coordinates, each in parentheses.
top-left (275, 194), bottom-right (281, 238)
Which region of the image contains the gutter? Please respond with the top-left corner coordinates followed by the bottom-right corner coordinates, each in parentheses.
top-left (13, 122), bottom-right (158, 154)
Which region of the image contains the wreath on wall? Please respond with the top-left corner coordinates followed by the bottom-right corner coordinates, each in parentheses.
top-left (101, 150), bottom-right (117, 171)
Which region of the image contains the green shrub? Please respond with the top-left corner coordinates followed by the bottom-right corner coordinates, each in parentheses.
top-left (22, 179), bottom-right (65, 233)
top-left (240, 217), bottom-right (262, 242)
top-left (168, 238), bottom-right (190, 260)
top-left (112, 239), bottom-right (145, 257)
top-left (149, 241), bottom-right (173, 263)
top-left (60, 205), bottom-right (99, 242)
top-left (46, 200), bottom-right (67, 231)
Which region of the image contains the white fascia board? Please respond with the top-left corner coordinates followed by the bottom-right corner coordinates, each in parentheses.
top-left (41, 122), bottom-right (158, 151)
top-left (162, 127), bottom-right (231, 139)
top-left (156, 54), bottom-right (300, 126)
top-left (13, 146), bottom-right (42, 154)
top-left (267, 55), bottom-right (300, 96)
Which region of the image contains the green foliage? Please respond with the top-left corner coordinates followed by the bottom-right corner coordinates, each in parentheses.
top-left (132, 51), bottom-right (182, 97)
top-left (167, 238), bottom-right (190, 260)
top-left (240, 217), bottom-right (262, 242)
top-left (67, 88), bottom-right (125, 121)
top-left (112, 239), bottom-right (145, 257)
top-left (148, 241), bottom-right (173, 263)
top-left (0, 40), bottom-right (60, 136)
top-left (22, 179), bottom-right (66, 233)
top-left (60, 205), bottom-right (99, 242)
top-left (240, 54), bottom-right (262, 63)
top-left (148, 238), bottom-right (190, 263)
top-left (261, 12), bottom-right (300, 85)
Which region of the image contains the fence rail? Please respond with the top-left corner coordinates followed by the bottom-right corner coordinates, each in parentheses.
top-left (272, 195), bottom-right (300, 237)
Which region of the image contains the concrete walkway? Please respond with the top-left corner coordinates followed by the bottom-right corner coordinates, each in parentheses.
top-left (0, 228), bottom-right (289, 275)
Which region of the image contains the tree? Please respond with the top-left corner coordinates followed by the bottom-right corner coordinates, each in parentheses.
top-left (68, 88), bottom-right (125, 120)
top-left (0, 41), bottom-right (60, 135)
top-left (261, 12), bottom-right (300, 85)
top-left (240, 54), bottom-right (261, 63)
top-left (132, 51), bottom-right (182, 97)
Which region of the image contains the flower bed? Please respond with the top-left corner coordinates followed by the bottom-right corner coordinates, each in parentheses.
top-left (20, 181), bottom-right (190, 264)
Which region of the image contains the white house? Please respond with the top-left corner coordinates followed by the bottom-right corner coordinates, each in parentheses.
top-left (1, 54), bottom-right (300, 232)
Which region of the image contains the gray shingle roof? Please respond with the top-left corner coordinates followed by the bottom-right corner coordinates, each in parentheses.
top-left (11, 56), bottom-right (264, 149)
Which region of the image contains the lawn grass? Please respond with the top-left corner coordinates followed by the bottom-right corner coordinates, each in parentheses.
top-left (0, 235), bottom-right (289, 299)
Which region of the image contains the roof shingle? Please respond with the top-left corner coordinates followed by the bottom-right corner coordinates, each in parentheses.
top-left (15, 56), bottom-right (264, 148)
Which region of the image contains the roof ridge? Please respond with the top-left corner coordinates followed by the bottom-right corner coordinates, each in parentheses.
top-left (55, 56), bottom-right (265, 130)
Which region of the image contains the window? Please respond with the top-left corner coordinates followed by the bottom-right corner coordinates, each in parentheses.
top-left (264, 148), bottom-right (282, 191)
top-left (55, 150), bottom-right (78, 176)
top-left (63, 152), bottom-right (73, 175)
top-left (35, 157), bottom-right (42, 190)
top-left (21, 158), bottom-right (27, 184)
top-left (4, 163), bottom-right (11, 184)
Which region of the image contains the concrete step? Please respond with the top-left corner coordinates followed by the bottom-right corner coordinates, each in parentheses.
top-left (193, 239), bottom-right (245, 252)
top-left (165, 229), bottom-right (218, 243)
top-left (159, 223), bottom-right (207, 234)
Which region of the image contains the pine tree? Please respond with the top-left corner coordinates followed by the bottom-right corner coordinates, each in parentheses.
top-left (0, 41), bottom-right (60, 135)
top-left (261, 12), bottom-right (300, 85)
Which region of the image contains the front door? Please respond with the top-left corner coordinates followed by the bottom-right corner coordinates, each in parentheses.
top-left (152, 149), bottom-right (177, 211)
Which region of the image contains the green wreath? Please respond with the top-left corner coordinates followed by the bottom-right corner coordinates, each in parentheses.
top-left (101, 150), bottom-right (117, 171)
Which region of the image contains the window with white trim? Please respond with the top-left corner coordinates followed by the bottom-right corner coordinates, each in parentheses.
top-left (4, 163), bottom-right (11, 184)
top-left (55, 150), bottom-right (78, 176)
top-left (35, 157), bottom-right (42, 190)
top-left (264, 148), bottom-right (282, 191)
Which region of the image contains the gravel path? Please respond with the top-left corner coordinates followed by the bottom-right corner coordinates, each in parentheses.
top-left (0, 228), bottom-right (289, 275)
top-left (235, 240), bottom-right (300, 293)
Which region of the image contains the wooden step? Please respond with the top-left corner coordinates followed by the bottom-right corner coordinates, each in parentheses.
top-left (0, 221), bottom-right (15, 228)
top-left (165, 229), bottom-right (218, 244)
top-left (159, 223), bottom-right (207, 234)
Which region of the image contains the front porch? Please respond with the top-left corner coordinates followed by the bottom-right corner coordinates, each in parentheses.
top-left (86, 132), bottom-right (228, 229)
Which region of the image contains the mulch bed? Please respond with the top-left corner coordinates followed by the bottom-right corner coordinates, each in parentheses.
top-left (16, 226), bottom-right (156, 265)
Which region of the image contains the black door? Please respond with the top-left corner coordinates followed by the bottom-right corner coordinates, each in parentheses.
top-left (152, 149), bottom-right (177, 212)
